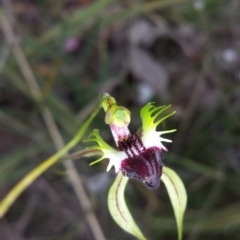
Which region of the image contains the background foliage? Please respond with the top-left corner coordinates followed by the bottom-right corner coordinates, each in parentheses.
top-left (0, 0), bottom-right (240, 239)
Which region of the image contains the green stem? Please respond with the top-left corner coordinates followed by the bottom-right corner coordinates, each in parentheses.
top-left (0, 101), bottom-right (102, 218)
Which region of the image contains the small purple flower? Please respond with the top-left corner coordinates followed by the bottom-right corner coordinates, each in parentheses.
top-left (64, 37), bottom-right (80, 53)
top-left (86, 95), bottom-right (176, 190)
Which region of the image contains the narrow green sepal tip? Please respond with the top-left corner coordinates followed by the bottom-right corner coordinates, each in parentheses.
top-left (89, 158), bottom-right (104, 166)
top-left (155, 111), bottom-right (176, 125)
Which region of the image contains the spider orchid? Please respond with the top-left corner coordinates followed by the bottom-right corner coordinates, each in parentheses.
top-left (85, 93), bottom-right (176, 190)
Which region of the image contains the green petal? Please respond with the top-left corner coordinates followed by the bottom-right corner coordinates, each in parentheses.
top-left (89, 157), bottom-right (104, 166)
top-left (162, 167), bottom-right (187, 240)
top-left (84, 129), bottom-right (115, 153)
top-left (108, 172), bottom-right (147, 240)
top-left (140, 103), bottom-right (175, 134)
top-left (64, 148), bottom-right (102, 160)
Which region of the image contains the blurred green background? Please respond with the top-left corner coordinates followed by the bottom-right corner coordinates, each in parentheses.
top-left (1, 0), bottom-right (240, 239)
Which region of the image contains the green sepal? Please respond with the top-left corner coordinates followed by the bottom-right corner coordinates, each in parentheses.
top-left (162, 166), bottom-right (187, 240)
top-left (108, 172), bottom-right (147, 240)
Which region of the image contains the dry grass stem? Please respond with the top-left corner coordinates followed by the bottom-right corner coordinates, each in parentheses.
top-left (0, 11), bottom-right (105, 240)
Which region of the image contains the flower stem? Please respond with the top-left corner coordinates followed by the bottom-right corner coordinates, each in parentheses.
top-left (0, 100), bottom-right (102, 218)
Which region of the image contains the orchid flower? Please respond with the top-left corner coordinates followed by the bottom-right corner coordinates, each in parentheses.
top-left (85, 93), bottom-right (176, 190)
top-left (83, 93), bottom-right (187, 240)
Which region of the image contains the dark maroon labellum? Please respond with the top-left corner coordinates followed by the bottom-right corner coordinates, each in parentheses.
top-left (119, 144), bottom-right (164, 190)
